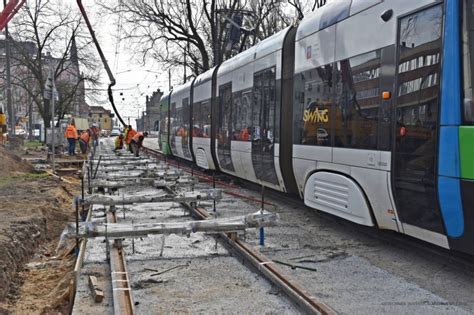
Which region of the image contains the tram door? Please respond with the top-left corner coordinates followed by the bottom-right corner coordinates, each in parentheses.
top-left (392, 4), bottom-right (445, 233)
top-left (252, 67), bottom-right (279, 185)
top-left (217, 83), bottom-right (235, 172)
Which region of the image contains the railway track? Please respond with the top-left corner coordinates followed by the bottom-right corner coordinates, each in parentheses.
top-left (107, 210), bottom-right (135, 315)
top-left (76, 144), bottom-right (337, 314)
top-left (70, 143), bottom-right (474, 314)
top-left (142, 145), bottom-right (474, 275)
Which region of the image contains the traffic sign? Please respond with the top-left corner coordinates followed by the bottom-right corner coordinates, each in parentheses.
top-left (44, 72), bottom-right (59, 101)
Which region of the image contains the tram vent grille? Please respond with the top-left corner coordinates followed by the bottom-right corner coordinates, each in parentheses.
top-left (195, 148), bottom-right (209, 169)
top-left (313, 179), bottom-right (350, 212)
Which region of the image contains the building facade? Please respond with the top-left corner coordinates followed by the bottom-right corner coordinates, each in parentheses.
top-left (0, 34), bottom-right (89, 134)
top-left (88, 105), bottom-right (114, 131)
top-left (145, 89), bottom-right (163, 131)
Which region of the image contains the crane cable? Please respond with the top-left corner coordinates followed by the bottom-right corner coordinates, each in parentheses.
top-left (76, 0), bottom-right (126, 127)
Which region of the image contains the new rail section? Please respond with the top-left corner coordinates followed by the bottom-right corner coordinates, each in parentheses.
top-left (150, 0), bottom-right (474, 256)
top-left (77, 146), bottom-right (336, 315)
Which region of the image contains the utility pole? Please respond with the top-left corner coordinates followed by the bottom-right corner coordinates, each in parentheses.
top-left (28, 79), bottom-right (33, 140)
top-left (51, 69), bottom-right (55, 174)
top-left (4, 0), bottom-right (14, 135)
top-left (168, 69), bottom-right (171, 91)
top-left (183, 43), bottom-right (187, 84)
top-left (45, 65), bottom-right (58, 173)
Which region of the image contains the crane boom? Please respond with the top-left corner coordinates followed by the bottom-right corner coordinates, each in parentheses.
top-left (76, 0), bottom-right (126, 127)
top-left (0, 0), bottom-right (25, 31)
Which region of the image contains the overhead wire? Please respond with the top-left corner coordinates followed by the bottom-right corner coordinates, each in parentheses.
top-left (113, 0), bottom-right (124, 74)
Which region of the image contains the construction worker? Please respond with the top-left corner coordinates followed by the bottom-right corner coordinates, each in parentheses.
top-left (125, 125), bottom-right (137, 153)
top-left (130, 131), bottom-right (148, 157)
top-left (64, 122), bottom-right (78, 155)
top-left (90, 123), bottom-right (100, 150)
top-left (78, 129), bottom-right (90, 154)
top-left (0, 109), bottom-right (6, 145)
top-left (124, 125), bottom-right (130, 141)
top-left (114, 134), bottom-right (124, 151)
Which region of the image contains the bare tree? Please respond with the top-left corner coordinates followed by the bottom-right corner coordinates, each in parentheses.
top-left (4, 0), bottom-right (101, 133)
top-left (286, 0), bottom-right (327, 22)
top-left (99, 0), bottom-right (289, 78)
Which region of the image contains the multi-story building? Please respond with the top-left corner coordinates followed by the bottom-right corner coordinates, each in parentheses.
top-left (145, 89), bottom-right (163, 131)
top-left (88, 105), bottom-right (114, 131)
top-left (0, 34), bottom-right (89, 132)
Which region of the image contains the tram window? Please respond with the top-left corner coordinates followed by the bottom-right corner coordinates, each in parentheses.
top-left (159, 103), bottom-right (167, 136)
top-left (253, 68), bottom-right (277, 145)
top-left (193, 100), bottom-right (210, 138)
top-left (175, 107), bottom-right (183, 136)
top-left (232, 92), bottom-right (242, 140)
top-left (463, 0), bottom-right (474, 124)
top-left (218, 83), bottom-right (233, 145)
top-left (170, 102), bottom-right (177, 135)
top-left (334, 50), bottom-right (381, 150)
top-left (293, 65), bottom-right (334, 146)
top-left (240, 90), bottom-right (252, 141)
top-left (170, 102), bottom-right (177, 151)
top-left (202, 100), bottom-right (211, 137)
top-left (397, 5), bottom-right (442, 124)
top-left (192, 101), bottom-right (201, 137)
top-left (182, 97), bottom-right (190, 137)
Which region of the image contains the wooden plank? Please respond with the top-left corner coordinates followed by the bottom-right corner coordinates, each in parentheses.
top-left (88, 275), bottom-right (104, 303)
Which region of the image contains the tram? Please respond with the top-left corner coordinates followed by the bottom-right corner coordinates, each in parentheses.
top-left (156, 0), bottom-right (474, 255)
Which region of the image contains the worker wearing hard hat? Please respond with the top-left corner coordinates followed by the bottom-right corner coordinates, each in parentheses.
top-left (90, 123), bottom-right (99, 150)
top-left (64, 122), bottom-right (78, 155)
top-left (130, 131), bottom-right (148, 157)
top-left (114, 134), bottom-right (124, 152)
top-left (78, 129), bottom-right (91, 154)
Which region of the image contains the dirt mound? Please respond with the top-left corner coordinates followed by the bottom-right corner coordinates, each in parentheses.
top-left (0, 146), bottom-right (33, 176)
top-left (0, 170), bottom-right (79, 314)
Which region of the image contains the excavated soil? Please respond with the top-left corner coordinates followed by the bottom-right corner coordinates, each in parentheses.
top-left (0, 146), bottom-right (79, 314)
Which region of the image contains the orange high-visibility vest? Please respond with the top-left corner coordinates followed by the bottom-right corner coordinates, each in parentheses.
top-left (79, 131), bottom-right (90, 143)
top-left (126, 129), bottom-right (137, 144)
top-left (132, 132), bottom-right (144, 143)
top-left (64, 125), bottom-right (78, 139)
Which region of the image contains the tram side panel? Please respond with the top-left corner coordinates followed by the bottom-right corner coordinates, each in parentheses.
top-left (214, 28), bottom-right (293, 191)
top-left (252, 30), bottom-right (290, 191)
top-left (158, 91), bottom-right (172, 155)
top-left (291, 0), bottom-right (441, 235)
top-left (214, 40), bottom-right (268, 185)
top-left (169, 81), bottom-right (194, 161)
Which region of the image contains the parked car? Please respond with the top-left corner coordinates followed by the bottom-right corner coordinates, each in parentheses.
top-left (15, 128), bottom-right (27, 139)
top-left (110, 129), bottom-right (121, 136)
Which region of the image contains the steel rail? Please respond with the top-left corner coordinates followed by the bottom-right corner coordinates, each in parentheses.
top-left (137, 147), bottom-right (337, 313)
top-left (190, 205), bottom-right (336, 315)
top-left (141, 147), bottom-right (277, 208)
top-left (107, 209), bottom-right (135, 315)
top-left (141, 147), bottom-right (239, 189)
top-left (144, 146), bottom-right (474, 270)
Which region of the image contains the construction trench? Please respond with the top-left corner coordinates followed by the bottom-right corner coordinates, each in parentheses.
top-left (69, 140), bottom-right (334, 315)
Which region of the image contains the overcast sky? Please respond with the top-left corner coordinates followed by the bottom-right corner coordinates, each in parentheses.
top-left (85, 1), bottom-right (178, 127)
